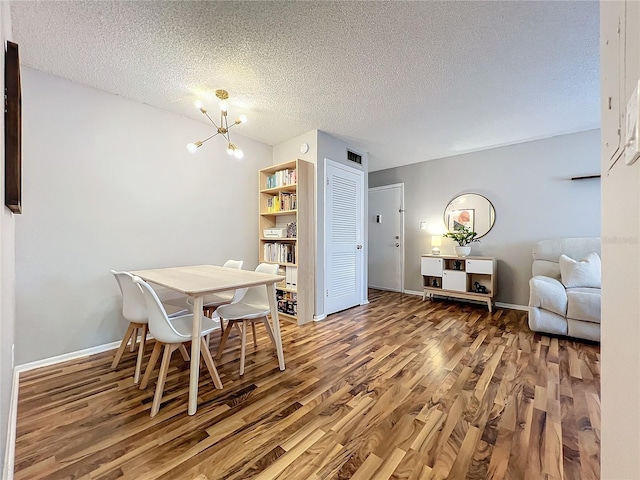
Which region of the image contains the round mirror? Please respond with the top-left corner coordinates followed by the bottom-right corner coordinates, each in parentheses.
top-left (443, 193), bottom-right (495, 239)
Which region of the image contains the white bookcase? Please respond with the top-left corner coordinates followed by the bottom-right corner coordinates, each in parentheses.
top-left (421, 254), bottom-right (497, 311)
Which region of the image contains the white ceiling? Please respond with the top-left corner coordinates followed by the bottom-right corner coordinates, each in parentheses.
top-left (10, 1), bottom-right (599, 172)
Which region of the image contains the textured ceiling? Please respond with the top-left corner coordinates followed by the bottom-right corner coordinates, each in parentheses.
top-left (11, 1), bottom-right (599, 171)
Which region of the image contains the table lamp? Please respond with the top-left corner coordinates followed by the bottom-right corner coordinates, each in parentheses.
top-left (431, 235), bottom-right (442, 255)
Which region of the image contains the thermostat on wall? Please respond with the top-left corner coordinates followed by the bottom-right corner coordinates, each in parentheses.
top-left (300, 143), bottom-right (309, 154)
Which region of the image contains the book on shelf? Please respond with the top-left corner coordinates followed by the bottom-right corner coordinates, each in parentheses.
top-left (266, 168), bottom-right (297, 189)
top-left (263, 242), bottom-right (296, 264)
top-left (276, 289), bottom-right (297, 316)
top-left (266, 192), bottom-right (297, 213)
top-left (285, 266), bottom-right (297, 289)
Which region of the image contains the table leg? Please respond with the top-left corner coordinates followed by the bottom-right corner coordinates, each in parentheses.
top-left (189, 295), bottom-right (203, 415)
top-left (266, 282), bottom-right (285, 371)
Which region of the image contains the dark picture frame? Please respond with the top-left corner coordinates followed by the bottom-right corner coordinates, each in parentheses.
top-left (5, 40), bottom-right (22, 214)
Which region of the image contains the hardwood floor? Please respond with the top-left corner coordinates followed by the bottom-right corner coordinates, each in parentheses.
top-left (14, 290), bottom-right (600, 479)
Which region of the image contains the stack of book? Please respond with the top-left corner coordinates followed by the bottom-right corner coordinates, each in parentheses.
top-left (266, 192), bottom-right (297, 212)
top-left (276, 290), bottom-right (297, 316)
top-left (263, 242), bottom-right (296, 264)
top-left (266, 169), bottom-right (297, 189)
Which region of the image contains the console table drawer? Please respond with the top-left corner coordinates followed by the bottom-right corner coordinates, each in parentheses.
top-left (421, 257), bottom-right (443, 276)
top-left (442, 270), bottom-right (468, 292)
top-left (466, 259), bottom-right (493, 274)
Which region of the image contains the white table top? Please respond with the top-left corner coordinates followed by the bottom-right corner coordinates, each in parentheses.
top-left (131, 264), bottom-right (284, 295)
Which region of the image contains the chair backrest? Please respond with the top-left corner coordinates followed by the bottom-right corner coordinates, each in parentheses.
top-left (532, 237), bottom-right (601, 280)
top-left (111, 270), bottom-right (148, 324)
top-left (223, 259), bottom-right (243, 269)
top-left (132, 277), bottom-right (190, 344)
top-left (239, 263), bottom-right (280, 309)
top-left (223, 259), bottom-right (247, 303)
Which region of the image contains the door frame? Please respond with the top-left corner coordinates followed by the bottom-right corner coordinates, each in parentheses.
top-left (323, 158), bottom-right (367, 315)
top-left (368, 183), bottom-right (405, 293)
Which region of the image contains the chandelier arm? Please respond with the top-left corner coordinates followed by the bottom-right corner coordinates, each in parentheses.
top-left (203, 111), bottom-right (220, 129)
top-left (199, 132), bottom-right (220, 145)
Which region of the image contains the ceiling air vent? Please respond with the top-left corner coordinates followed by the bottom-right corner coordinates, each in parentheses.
top-left (347, 150), bottom-right (362, 165)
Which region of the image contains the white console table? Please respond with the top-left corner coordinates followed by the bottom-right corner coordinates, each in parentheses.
top-left (421, 254), bottom-right (497, 312)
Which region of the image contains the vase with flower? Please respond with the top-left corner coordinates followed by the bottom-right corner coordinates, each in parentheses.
top-left (443, 225), bottom-right (480, 257)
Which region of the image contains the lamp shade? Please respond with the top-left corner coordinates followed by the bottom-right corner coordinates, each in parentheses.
top-left (431, 235), bottom-right (442, 255)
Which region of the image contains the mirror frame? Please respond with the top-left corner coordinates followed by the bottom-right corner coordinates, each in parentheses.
top-left (443, 193), bottom-right (496, 239)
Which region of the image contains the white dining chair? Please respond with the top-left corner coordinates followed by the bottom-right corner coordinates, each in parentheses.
top-left (183, 259), bottom-right (246, 345)
top-left (134, 276), bottom-right (223, 417)
top-left (110, 270), bottom-right (150, 384)
top-left (185, 259), bottom-right (246, 315)
top-left (215, 263), bottom-right (280, 375)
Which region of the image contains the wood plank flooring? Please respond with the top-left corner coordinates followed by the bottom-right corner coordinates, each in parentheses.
top-left (14, 290), bottom-right (600, 479)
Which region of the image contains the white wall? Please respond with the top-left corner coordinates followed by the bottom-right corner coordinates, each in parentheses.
top-left (601, 2), bottom-right (640, 478)
top-left (15, 68), bottom-right (272, 364)
top-left (369, 129), bottom-right (601, 306)
top-left (0, 1), bottom-right (15, 472)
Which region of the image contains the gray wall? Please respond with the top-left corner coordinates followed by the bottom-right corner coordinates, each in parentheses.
top-left (369, 129), bottom-right (601, 306)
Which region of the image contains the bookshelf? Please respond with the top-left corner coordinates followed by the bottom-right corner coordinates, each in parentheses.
top-left (259, 159), bottom-right (315, 325)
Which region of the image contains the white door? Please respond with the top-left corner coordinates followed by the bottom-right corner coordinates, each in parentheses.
top-left (325, 159), bottom-right (364, 315)
top-left (368, 184), bottom-right (404, 292)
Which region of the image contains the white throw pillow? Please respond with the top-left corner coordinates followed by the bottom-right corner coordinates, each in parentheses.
top-left (559, 252), bottom-right (601, 289)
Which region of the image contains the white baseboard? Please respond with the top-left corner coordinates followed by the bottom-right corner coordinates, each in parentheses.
top-left (403, 289), bottom-right (423, 297)
top-left (3, 368), bottom-right (19, 480)
top-left (14, 340), bottom-right (121, 374)
top-left (404, 289), bottom-right (528, 311)
top-left (495, 302), bottom-right (529, 311)
top-left (313, 314), bottom-right (327, 321)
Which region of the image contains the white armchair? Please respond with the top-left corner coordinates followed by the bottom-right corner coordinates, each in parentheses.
top-left (528, 237), bottom-right (601, 342)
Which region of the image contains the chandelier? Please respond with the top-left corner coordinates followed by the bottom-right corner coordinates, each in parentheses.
top-left (186, 89), bottom-right (247, 159)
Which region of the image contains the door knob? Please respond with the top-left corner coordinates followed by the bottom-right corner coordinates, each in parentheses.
top-left (395, 235), bottom-right (400, 239)
top-left (395, 243), bottom-right (400, 247)
top-left (356, 245), bottom-right (363, 249)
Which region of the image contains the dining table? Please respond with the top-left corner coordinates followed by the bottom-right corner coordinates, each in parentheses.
top-left (131, 264), bottom-right (286, 415)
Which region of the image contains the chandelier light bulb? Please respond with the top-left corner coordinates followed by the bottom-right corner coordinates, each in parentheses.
top-left (226, 144), bottom-right (235, 156)
top-left (238, 114), bottom-right (248, 124)
top-left (194, 100), bottom-right (204, 111)
top-left (234, 149), bottom-right (244, 159)
top-left (219, 100), bottom-right (229, 112)
top-left (186, 143), bottom-right (198, 153)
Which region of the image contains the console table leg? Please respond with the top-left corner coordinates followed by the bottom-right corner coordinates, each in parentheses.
top-left (487, 300), bottom-right (492, 313)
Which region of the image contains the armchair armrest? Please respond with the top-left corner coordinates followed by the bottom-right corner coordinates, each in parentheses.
top-left (529, 275), bottom-right (567, 317)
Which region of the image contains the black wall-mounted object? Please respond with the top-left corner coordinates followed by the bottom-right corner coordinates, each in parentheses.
top-left (570, 175), bottom-right (601, 181)
top-left (5, 40), bottom-right (22, 214)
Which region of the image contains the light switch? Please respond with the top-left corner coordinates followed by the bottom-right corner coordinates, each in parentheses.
top-left (625, 79), bottom-right (640, 165)
top-left (420, 222), bottom-right (426, 230)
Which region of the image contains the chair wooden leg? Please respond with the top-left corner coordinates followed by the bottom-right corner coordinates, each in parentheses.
top-left (178, 344), bottom-right (190, 362)
top-left (240, 321), bottom-right (247, 376)
top-left (216, 320), bottom-right (235, 359)
top-left (111, 323), bottom-right (136, 370)
top-left (133, 324), bottom-right (148, 384)
top-left (219, 319), bottom-right (225, 340)
top-left (205, 334), bottom-right (210, 348)
top-left (129, 327), bottom-right (138, 352)
top-left (261, 317), bottom-right (277, 350)
top-left (140, 341), bottom-right (162, 390)
top-left (251, 322), bottom-right (258, 348)
top-left (200, 337), bottom-right (223, 389)
top-left (150, 343), bottom-right (175, 417)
